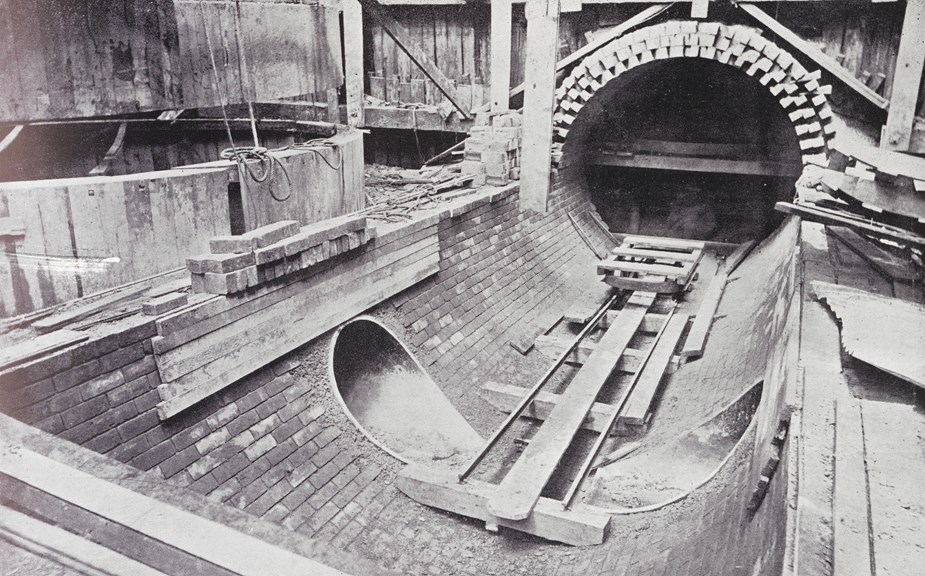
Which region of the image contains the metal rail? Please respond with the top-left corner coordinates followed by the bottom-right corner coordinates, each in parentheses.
top-left (457, 291), bottom-right (622, 483)
top-left (561, 305), bottom-right (677, 509)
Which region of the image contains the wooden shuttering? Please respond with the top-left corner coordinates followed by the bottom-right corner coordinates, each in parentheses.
top-left (0, 0), bottom-right (182, 122)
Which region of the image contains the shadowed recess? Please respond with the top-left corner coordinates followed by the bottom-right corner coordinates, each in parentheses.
top-left (329, 317), bottom-right (483, 466)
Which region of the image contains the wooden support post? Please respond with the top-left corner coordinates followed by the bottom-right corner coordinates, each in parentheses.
top-left (520, 0), bottom-right (561, 214)
top-left (357, 0), bottom-right (470, 119)
top-left (490, 0), bottom-right (513, 113)
top-left (343, 0), bottom-right (365, 127)
top-left (882, 0), bottom-right (925, 151)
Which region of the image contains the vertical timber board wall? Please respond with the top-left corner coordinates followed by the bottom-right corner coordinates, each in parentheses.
top-left (174, 0), bottom-right (343, 109)
top-left (0, 0), bottom-right (182, 122)
top-left (239, 132), bottom-right (365, 231)
top-left (0, 134), bottom-right (364, 317)
top-left (0, 168), bottom-right (231, 317)
top-left (365, 4), bottom-right (491, 107)
top-left (778, 2), bottom-right (906, 105)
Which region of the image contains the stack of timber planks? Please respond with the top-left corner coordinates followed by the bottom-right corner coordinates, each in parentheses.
top-left (186, 217), bottom-right (371, 295)
top-left (553, 20), bottom-right (835, 166)
top-left (461, 112), bottom-right (523, 187)
top-left (597, 236), bottom-right (704, 294)
top-left (154, 216), bottom-right (441, 420)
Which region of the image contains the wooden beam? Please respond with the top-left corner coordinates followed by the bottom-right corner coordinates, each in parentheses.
top-left (490, 0), bottom-right (513, 112)
top-left (534, 335), bottom-right (681, 371)
top-left (739, 3), bottom-right (890, 111)
top-left (589, 151), bottom-right (803, 177)
top-left (605, 139), bottom-right (797, 160)
top-left (343, 0), bottom-right (365, 127)
top-left (619, 313), bottom-right (688, 426)
top-left (487, 292), bottom-right (654, 521)
top-left (356, 0), bottom-right (471, 119)
top-left (480, 381), bottom-right (616, 434)
top-left (397, 465), bottom-right (610, 546)
top-left (361, 105), bottom-right (472, 132)
top-left (0, 507), bottom-right (166, 576)
top-left (882, 0), bottom-right (925, 150)
top-left (520, 0), bottom-right (561, 213)
top-left (0, 440), bottom-right (350, 576)
top-left (775, 201), bottom-right (925, 247)
top-left (832, 138), bottom-right (925, 182)
top-left (680, 241), bottom-right (754, 358)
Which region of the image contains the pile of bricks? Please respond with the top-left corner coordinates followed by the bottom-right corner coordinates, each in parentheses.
top-left (460, 112), bottom-right (523, 187)
top-left (186, 216), bottom-right (371, 295)
top-left (553, 20), bottom-right (835, 166)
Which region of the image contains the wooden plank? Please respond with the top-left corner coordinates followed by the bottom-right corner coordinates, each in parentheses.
top-left (828, 173), bottom-right (925, 223)
top-left (490, 0), bottom-right (513, 112)
top-left (832, 389), bottom-right (874, 576)
top-left (156, 242), bottom-right (439, 419)
top-left (882, 0), bottom-right (925, 151)
top-left (0, 441), bottom-right (350, 576)
top-left (398, 465), bottom-right (610, 546)
top-left (487, 292), bottom-right (654, 520)
top-left (0, 506), bottom-right (168, 576)
top-left (680, 265), bottom-right (729, 359)
top-left (611, 247), bottom-right (701, 263)
top-left (589, 151), bottom-right (803, 177)
top-left (832, 138), bottom-right (925, 181)
top-left (481, 381), bottom-right (615, 434)
top-left (0, 330), bottom-right (89, 371)
top-left (357, 0), bottom-right (471, 118)
top-left (343, 0), bottom-right (365, 127)
top-left (619, 313), bottom-right (688, 426)
top-left (739, 4), bottom-right (890, 111)
top-left (827, 226), bottom-right (921, 282)
top-left (597, 259), bottom-right (691, 278)
top-left (361, 105), bottom-right (473, 132)
top-left (520, 0), bottom-right (561, 213)
top-left (31, 284), bottom-right (151, 334)
top-left (775, 202), bottom-right (925, 247)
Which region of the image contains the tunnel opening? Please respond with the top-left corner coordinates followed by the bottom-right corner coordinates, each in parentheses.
top-left (562, 44), bottom-right (808, 244)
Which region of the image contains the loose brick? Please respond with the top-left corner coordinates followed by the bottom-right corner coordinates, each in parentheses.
top-left (142, 292), bottom-right (189, 316)
top-left (187, 251), bottom-right (256, 274)
top-left (196, 427), bottom-right (231, 456)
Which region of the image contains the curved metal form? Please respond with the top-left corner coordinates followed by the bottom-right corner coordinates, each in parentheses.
top-left (329, 316), bottom-right (483, 466)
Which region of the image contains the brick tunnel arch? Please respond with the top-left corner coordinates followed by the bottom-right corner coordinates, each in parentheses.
top-left (554, 20), bottom-right (835, 161)
top-left (551, 21), bottom-right (836, 242)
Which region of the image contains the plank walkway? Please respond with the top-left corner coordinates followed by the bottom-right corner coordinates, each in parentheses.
top-left (486, 292), bottom-right (655, 521)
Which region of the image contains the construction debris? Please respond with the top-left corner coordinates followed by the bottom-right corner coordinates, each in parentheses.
top-left (813, 281), bottom-right (925, 389)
